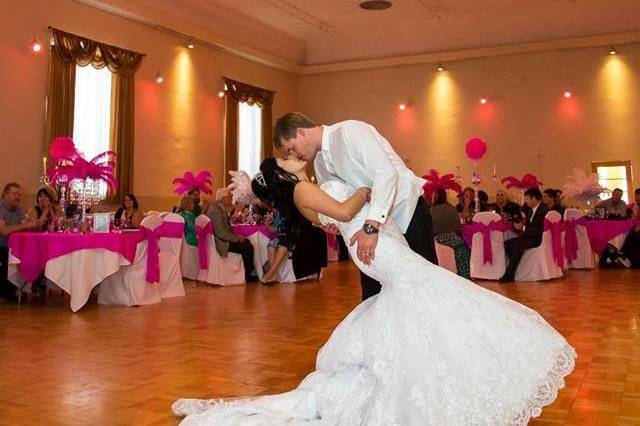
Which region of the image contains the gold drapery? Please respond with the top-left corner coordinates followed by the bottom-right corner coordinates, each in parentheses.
top-left (223, 78), bottom-right (275, 185)
top-left (223, 96), bottom-right (239, 187)
top-left (44, 28), bottom-right (143, 199)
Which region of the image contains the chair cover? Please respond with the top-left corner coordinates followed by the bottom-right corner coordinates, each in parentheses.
top-left (563, 208), bottom-right (595, 269)
top-left (435, 242), bottom-right (457, 274)
top-left (195, 215), bottom-right (245, 286)
top-left (515, 211), bottom-right (564, 282)
top-left (470, 212), bottom-right (507, 280)
top-left (158, 213), bottom-right (186, 298)
top-left (98, 215), bottom-right (163, 307)
top-left (180, 241), bottom-right (200, 280)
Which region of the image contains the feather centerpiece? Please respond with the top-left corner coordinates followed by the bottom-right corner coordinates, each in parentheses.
top-left (501, 173), bottom-right (543, 190)
top-left (421, 169), bottom-right (462, 201)
top-left (172, 171), bottom-right (213, 195)
top-left (228, 170), bottom-right (256, 204)
top-left (562, 168), bottom-right (609, 203)
top-left (48, 138), bottom-right (118, 190)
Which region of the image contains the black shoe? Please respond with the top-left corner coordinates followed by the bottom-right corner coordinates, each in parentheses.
top-left (499, 275), bottom-right (514, 283)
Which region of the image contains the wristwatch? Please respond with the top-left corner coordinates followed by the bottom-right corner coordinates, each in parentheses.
top-left (362, 223), bottom-right (379, 235)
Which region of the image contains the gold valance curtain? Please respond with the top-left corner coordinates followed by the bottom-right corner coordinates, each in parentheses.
top-left (223, 78), bottom-right (275, 186)
top-left (44, 27), bottom-right (144, 199)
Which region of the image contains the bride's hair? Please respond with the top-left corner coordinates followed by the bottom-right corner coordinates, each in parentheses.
top-left (251, 158), bottom-right (303, 249)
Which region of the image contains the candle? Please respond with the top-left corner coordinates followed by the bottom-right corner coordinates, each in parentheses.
top-left (492, 162), bottom-right (496, 177)
top-left (42, 156), bottom-right (47, 176)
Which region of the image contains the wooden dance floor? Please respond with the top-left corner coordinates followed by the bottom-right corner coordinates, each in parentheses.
top-left (1, 262), bottom-right (639, 425)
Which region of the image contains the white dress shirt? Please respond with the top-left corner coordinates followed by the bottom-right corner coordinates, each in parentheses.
top-left (313, 120), bottom-right (425, 233)
top-left (524, 202), bottom-right (540, 233)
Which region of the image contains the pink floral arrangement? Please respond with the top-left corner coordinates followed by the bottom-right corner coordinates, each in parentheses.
top-left (501, 174), bottom-right (543, 190)
top-left (173, 171), bottom-right (213, 195)
top-left (465, 137), bottom-right (487, 161)
top-left (422, 169), bottom-right (462, 201)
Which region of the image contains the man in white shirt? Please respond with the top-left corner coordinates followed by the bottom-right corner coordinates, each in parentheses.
top-left (273, 112), bottom-right (436, 301)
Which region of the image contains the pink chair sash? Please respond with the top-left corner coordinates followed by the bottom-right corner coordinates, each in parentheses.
top-left (544, 220), bottom-right (564, 268)
top-left (467, 221), bottom-right (510, 265)
top-left (138, 221), bottom-right (185, 283)
top-left (196, 222), bottom-right (213, 270)
top-left (563, 217), bottom-right (588, 263)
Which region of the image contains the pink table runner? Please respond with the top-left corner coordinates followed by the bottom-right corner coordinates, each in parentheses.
top-left (9, 231), bottom-right (141, 283)
top-left (232, 224), bottom-right (275, 239)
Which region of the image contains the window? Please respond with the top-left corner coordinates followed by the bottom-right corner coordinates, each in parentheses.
top-left (237, 101), bottom-right (262, 178)
top-left (72, 64), bottom-right (112, 198)
top-left (592, 161), bottom-right (633, 203)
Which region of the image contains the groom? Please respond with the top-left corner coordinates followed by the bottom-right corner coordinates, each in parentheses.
top-left (274, 113), bottom-right (437, 301)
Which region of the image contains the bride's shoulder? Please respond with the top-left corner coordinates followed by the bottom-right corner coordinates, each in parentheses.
top-left (293, 180), bottom-right (320, 199)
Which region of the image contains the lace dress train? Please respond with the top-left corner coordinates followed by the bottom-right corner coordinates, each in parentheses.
top-left (173, 181), bottom-right (576, 425)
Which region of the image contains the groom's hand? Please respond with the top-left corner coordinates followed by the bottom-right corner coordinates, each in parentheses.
top-left (350, 221), bottom-right (380, 265)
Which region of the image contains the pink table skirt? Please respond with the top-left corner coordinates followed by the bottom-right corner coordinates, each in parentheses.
top-left (232, 224), bottom-right (275, 239)
top-left (9, 231), bottom-right (141, 283)
top-left (461, 219), bottom-right (640, 254)
top-left (583, 219), bottom-right (640, 254)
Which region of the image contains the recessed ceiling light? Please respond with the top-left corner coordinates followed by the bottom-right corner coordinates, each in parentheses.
top-left (359, 1), bottom-right (393, 11)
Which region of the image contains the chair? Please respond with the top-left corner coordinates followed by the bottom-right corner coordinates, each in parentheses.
top-left (470, 211), bottom-right (506, 280)
top-left (435, 242), bottom-right (457, 274)
top-left (98, 215), bottom-right (163, 306)
top-left (157, 213), bottom-right (186, 298)
top-left (180, 240), bottom-right (200, 281)
top-left (195, 215), bottom-right (245, 286)
top-left (515, 211), bottom-right (564, 282)
top-left (564, 208), bottom-right (595, 269)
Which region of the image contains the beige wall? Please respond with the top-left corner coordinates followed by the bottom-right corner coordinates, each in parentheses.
top-left (297, 44), bottom-right (640, 203)
top-left (0, 0), bottom-right (297, 210)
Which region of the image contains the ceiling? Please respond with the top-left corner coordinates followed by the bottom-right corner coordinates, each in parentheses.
top-left (82, 0), bottom-right (640, 67)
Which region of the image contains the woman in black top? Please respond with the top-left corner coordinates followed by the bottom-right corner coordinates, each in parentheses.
top-left (114, 193), bottom-right (143, 229)
top-left (27, 187), bottom-right (59, 231)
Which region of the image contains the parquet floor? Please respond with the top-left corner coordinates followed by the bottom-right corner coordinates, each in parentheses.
top-left (0, 262), bottom-right (639, 425)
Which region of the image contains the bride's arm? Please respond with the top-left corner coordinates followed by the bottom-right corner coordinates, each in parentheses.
top-left (293, 181), bottom-right (369, 223)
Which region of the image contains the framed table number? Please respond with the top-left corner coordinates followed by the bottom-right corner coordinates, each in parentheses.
top-left (93, 213), bottom-right (110, 233)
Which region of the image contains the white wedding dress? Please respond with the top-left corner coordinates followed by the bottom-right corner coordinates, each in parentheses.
top-left (173, 180), bottom-right (576, 425)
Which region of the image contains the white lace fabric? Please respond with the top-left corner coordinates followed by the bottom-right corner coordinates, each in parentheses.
top-left (173, 180), bottom-right (576, 425)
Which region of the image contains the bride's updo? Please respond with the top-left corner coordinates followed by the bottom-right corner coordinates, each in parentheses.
top-left (251, 158), bottom-right (303, 249)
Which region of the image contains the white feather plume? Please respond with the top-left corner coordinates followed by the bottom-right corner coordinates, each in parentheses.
top-left (228, 170), bottom-right (256, 204)
top-left (563, 168), bottom-right (609, 202)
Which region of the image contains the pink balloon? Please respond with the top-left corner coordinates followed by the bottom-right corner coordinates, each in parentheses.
top-left (465, 137), bottom-right (487, 161)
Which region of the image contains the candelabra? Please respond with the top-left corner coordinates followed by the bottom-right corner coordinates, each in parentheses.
top-left (471, 162), bottom-right (481, 214)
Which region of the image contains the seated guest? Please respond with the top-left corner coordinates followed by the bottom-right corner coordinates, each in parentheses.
top-left (114, 193), bottom-right (143, 229)
top-left (176, 196), bottom-right (197, 247)
top-left (492, 190), bottom-right (522, 222)
top-left (542, 189), bottom-right (565, 217)
top-left (27, 187), bottom-right (60, 231)
top-left (555, 189), bottom-right (565, 209)
top-left (206, 189), bottom-right (255, 282)
top-left (621, 188), bottom-right (640, 268)
top-left (596, 188), bottom-right (627, 218)
top-left (430, 188), bottom-right (470, 278)
top-left (188, 188), bottom-right (203, 216)
top-left (261, 209), bottom-right (289, 283)
top-left (500, 188), bottom-right (548, 283)
top-left (0, 183), bottom-right (39, 301)
top-left (477, 190), bottom-right (490, 212)
top-left (456, 187), bottom-right (475, 223)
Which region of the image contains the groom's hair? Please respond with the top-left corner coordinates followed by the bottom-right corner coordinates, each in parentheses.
top-left (273, 112), bottom-right (316, 147)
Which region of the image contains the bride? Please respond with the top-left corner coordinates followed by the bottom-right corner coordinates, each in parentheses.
top-left (173, 156), bottom-right (576, 425)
